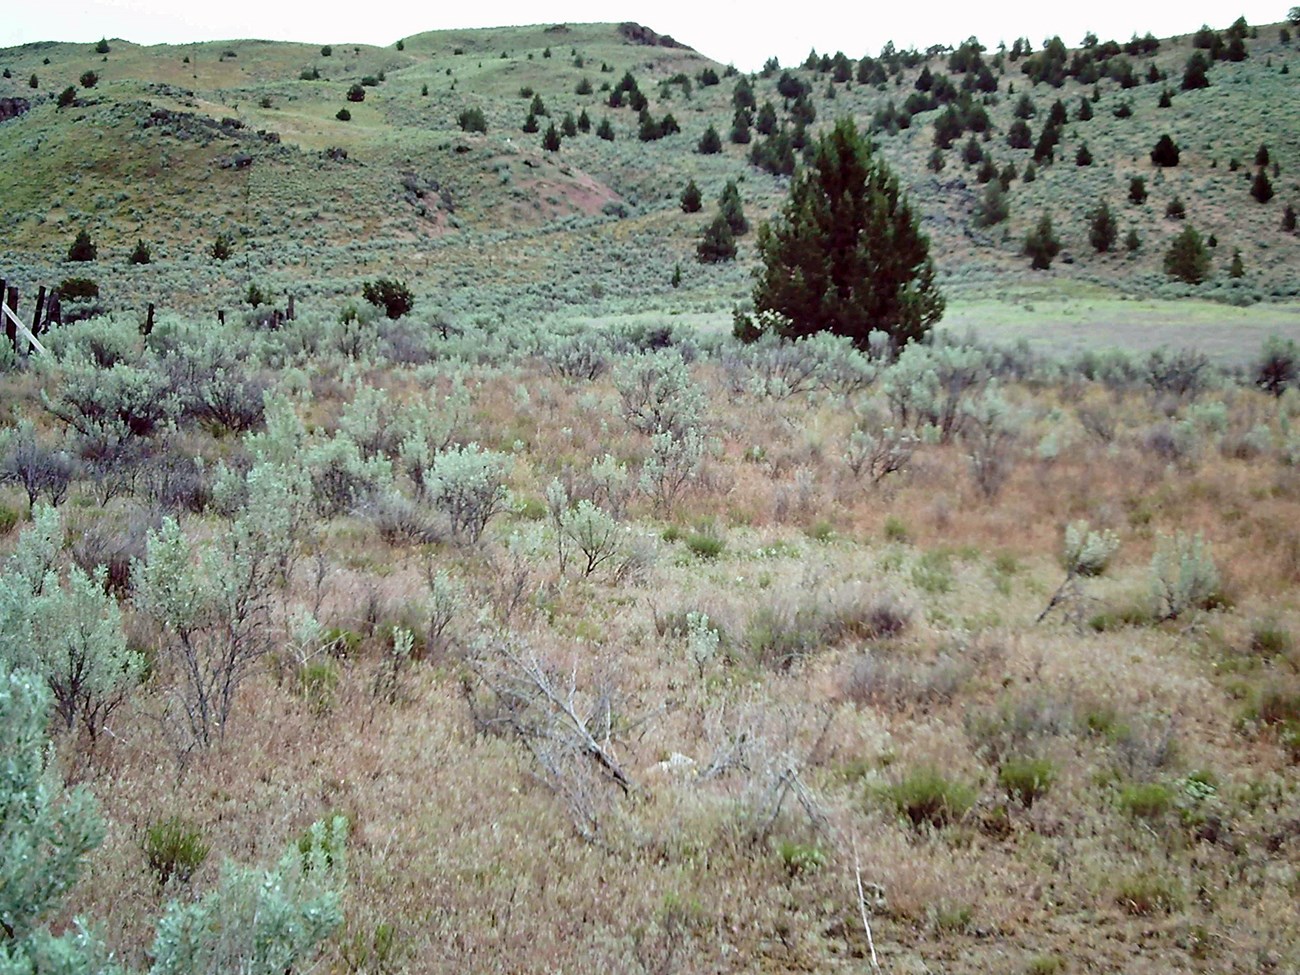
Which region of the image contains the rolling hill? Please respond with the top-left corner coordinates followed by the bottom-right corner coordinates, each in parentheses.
top-left (0, 18), bottom-right (1297, 328)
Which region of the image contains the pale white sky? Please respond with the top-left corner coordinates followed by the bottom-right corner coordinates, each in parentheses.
top-left (0, 1), bottom-right (1285, 72)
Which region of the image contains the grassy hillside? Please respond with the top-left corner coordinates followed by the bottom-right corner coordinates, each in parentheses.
top-left (0, 19), bottom-right (1297, 332)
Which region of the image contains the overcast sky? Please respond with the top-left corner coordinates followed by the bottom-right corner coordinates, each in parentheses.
top-left (0, 2), bottom-right (1286, 72)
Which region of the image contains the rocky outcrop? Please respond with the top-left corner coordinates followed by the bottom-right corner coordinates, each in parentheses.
top-left (0, 97), bottom-right (31, 123)
top-left (618, 23), bottom-right (689, 50)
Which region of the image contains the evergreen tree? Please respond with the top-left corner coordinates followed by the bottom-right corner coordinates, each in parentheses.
top-left (1077, 97), bottom-right (1093, 121)
top-left (1087, 199), bottom-right (1118, 252)
top-left (577, 109), bottom-right (591, 132)
top-left (962, 135), bottom-right (984, 166)
top-left (973, 180), bottom-right (1010, 227)
top-left (756, 102), bottom-right (778, 135)
top-left (748, 118), bottom-right (943, 349)
top-left (1166, 196), bottom-right (1186, 219)
top-left (129, 239), bottom-right (152, 265)
top-left (1158, 87), bottom-right (1173, 108)
top-left (1251, 169), bottom-right (1274, 203)
top-left (696, 214), bottom-right (736, 263)
top-left (1164, 225), bottom-right (1211, 282)
top-left (1033, 124), bottom-right (1059, 163)
top-left (1125, 228), bottom-right (1141, 252)
top-left (1007, 119), bottom-right (1032, 149)
top-left (522, 113), bottom-right (539, 133)
top-left (680, 179), bottom-right (703, 213)
top-left (1150, 134), bottom-right (1180, 167)
top-left (1076, 142), bottom-right (1093, 166)
top-left (1025, 211), bottom-right (1061, 269)
top-left (1256, 144), bottom-right (1270, 167)
top-left (729, 109), bottom-right (752, 144)
top-left (1129, 176), bottom-right (1148, 204)
top-left (458, 107), bottom-right (488, 133)
top-left (718, 180), bottom-right (748, 236)
top-left (697, 124), bottom-right (722, 154)
top-left (561, 113), bottom-right (577, 137)
top-left (596, 117), bottom-right (614, 141)
top-left (1229, 248), bottom-right (1245, 278)
top-left (542, 123), bottom-right (561, 152)
top-left (1284, 204), bottom-right (1297, 232)
top-left (529, 93), bottom-right (547, 116)
top-left (1182, 52), bottom-right (1210, 90)
top-left (66, 230), bottom-right (97, 262)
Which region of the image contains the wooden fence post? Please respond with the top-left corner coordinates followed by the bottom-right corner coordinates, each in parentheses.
top-left (287, 293), bottom-right (295, 321)
top-left (0, 279), bottom-right (12, 352)
top-left (46, 291), bottom-right (60, 328)
top-left (31, 286), bottom-right (46, 336)
top-left (5, 287), bottom-right (21, 355)
top-left (217, 309), bottom-right (225, 326)
top-left (141, 302), bottom-right (155, 336)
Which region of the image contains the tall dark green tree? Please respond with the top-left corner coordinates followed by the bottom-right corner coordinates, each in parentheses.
top-left (696, 215), bottom-right (736, 263)
top-left (1182, 52), bottom-right (1210, 89)
top-left (718, 180), bottom-right (748, 236)
top-left (66, 230), bottom-right (97, 262)
top-left (1150, 134), bottom-right (1180, 167)
top-left (1025, 212), bottom-right (1061, 269)
top-left (680, 178), bottom-right (703, 213)
top-left (1164, 225), bottom-right (1211, 283)
top-left (1087, 199), bottom-right (1118, 252)
top-left (1251, 169), bottom-right (1274, 203)
top-left (697, 124), bottom-right (722, 154)
top-left (748, 118), bottom-right (944, 350)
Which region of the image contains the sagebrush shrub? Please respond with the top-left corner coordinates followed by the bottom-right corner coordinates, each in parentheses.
top-left (425, 444), bottom-right (509, 544)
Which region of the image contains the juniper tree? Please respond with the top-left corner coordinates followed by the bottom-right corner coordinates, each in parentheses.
top-left (680, 178), bottom-right (703, 213)
top-left (697, 124), bottom-right (722, 154)
top-left (1087, 199), bottom-right (1118, 252)
top-left (1164, 225), bottom-right (1211, 283)
top-left (1025, 211), bottom-right (1061, 269)
top-left (696, 214), bottom-right (736, 263)
top-left (718, 180), bottom-right (748, 236)
top-left (973, 180), bottom-right (1010, 227)
top-left (748, 118), bottom-right (943, 350)
top-left (1151, 134), bottom-right (1180, 167)
top-left (67, 230), bottom-right (96, 262)
top-left (1251, 169), bottom-right (1274, 203)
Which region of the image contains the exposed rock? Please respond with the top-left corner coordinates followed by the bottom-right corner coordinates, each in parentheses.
top-left (618, 23), bottom-right (690, 50)
top-left (0, 97), bottom-right (31, 123)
